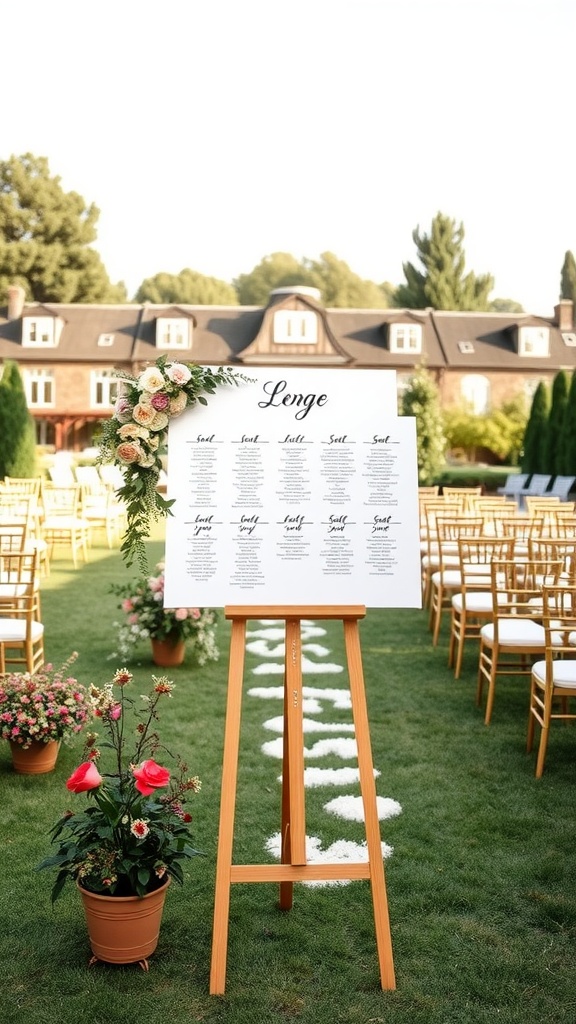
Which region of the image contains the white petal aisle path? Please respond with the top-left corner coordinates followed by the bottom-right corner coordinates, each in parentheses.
top-left (245, 619), bottom-right (402, 886)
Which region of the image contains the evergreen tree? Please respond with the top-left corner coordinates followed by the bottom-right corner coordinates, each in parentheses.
top-left (0, 153), bottom-right (126, 302)
top-left (560, 250), bottom-right (576, 308)
top-left (394, 212), bottom-right (494, 311)
top-left (545, 370), bottom-right (569, 475)
top-left (0, 360), bottom-right (37, 478)
top-left (559, 371), bottom-right (576, 475)
top-left (521, 382), bottom-right (550, 474)
top-left (400, 364), bottom-right (446, 485)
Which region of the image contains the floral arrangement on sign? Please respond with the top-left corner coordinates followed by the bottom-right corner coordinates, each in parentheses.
top-left (39, 668), bottom-right (202, 900)
top-left (110, 561), bottom-right (219, 664)
top-left (97, 355), bottom-right (249, 570)
top-left (0, 653), bottom-right (91, 749)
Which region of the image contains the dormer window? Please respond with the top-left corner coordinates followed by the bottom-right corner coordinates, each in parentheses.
top-left (22, 316), bottom-right (56, 347)
top-left (273, 310), bottom-right (318, 344)
top-left (156, 317), bottom-right (191, 350)
top-left (98, 333), bottom-right (115, 347)
top-left (389, 323), bottom-right (422, 354)
top-left (458, 341), bottom-right (475, 354)
top-left (561, 332), bottom-right (576, 347)
top-left (519, 326), bottom-right (549, 357)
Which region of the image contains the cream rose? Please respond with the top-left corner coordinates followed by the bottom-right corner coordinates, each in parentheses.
top-left (149, 411), bottom-right (169, 432)
top-left (169, 391), bottom-right (188, 416)
top-left (118, 423), bottom-right (150, 441)
top-left (138, 367), bottom-right (166, 393)
top-left (132, 403), bottom-right (157, 427)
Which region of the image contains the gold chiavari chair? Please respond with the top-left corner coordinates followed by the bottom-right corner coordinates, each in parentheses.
top-left (477, 557), bottom-right (564, 725)
top-left (448, 535), bottom-right (516, 679)
top-left (428, 515), bottom-right (485, 646)
top-left (527, 583), bottom-right (576, 777)
top-left (0, 550), bottom-right (44, 674)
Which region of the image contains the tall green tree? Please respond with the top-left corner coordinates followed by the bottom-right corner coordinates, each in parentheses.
top-left (234, 253), bottom-right (314, 305)
top-left (305, 252), bottom-right (390, 308)
top-left (233, 251), bottom-right (390, 308)
top-left (0, 153), bottom-right (126, 303)
top-left (545, 370), bottom-right (569, 475)
top-left (134, 268), bottom-right (238, 305)
top-left (400, 364), bottom-right (446, 485)
top-left (0, 360), bottom-right (37, 478)
top-left (559, 370), bottom-right (576, 475)
top-left (560, 250), bottom-right (576, 308)
top-left (521, 382), bottom-right (550, 474)
top-left (394, 212), bottom-right (494, 311)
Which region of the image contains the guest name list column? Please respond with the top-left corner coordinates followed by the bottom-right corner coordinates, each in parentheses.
top-left (164, 368), bottom-right (421, 609)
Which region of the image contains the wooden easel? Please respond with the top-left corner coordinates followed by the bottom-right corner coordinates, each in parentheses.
top-left (209, 605), bottom-right (396, 996)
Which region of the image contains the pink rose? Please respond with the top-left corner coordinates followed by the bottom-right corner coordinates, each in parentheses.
top-left (151, 392), bottom-right (170, 411)
top-left (165, 362), bottom-right (192, 385)
top-left (132, 759), bottom-right (171, 796)
top-left (66, 761), bottom-right (103, 793)
top-left (174, 607), bottom-right (188, 621)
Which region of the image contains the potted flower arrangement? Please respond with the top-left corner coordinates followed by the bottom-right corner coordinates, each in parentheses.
top-left (110, 561), bottom-right (219, 668)
top-left (38, 667), bottom-right (202, 967)
top-left (97, 354), bottom-right (249, 571)
top-left (0, 653), bottom-right (91, 774)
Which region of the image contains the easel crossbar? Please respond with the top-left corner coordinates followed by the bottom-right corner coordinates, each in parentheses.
top-left (230, 863), bottom-right (372, 883)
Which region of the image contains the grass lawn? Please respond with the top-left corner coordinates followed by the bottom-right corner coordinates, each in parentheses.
top-left (1, 528), bottom-right (575, 1024)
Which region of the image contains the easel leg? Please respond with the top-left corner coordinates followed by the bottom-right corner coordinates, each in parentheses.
top-left (344, 618), bottom-right (396, 990)
top-left (209, 619), bottom-right (247, 996)
top-left (280, 616), bottom-right (306, 908)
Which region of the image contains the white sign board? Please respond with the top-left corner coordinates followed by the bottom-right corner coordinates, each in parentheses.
top-left (164, 367), bottom-right (421, 608)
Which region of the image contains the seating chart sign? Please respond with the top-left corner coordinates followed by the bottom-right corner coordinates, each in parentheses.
top-left (164, 367), bottom-right (421, 608)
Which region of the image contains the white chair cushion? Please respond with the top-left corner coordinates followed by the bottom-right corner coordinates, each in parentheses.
top-left (532, 658), bottom-right (576, 688)
top-left (431, 569), bottom-right (461, 586)
top-left (0, 619), bottom-right (44, 642)
top-left (452, 592), bottom-right (493, 613)
top-left (480, 619), bottom-right (545, 646)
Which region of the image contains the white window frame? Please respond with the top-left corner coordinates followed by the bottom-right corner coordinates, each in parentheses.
top-left (90, 369), bottom-right (119, 409)
top-left (24, 369), bottom-right (55, 407)
top-left (156, 318), bottom-right (191, 350)
top-left (98, 333), bottom-right (115, 347)
top-left (460, 373), bottom-right (491, 414)
top-left (273, 310), bottom-right (318, 345)
top-left (389, 323), bottom-right (422, 354)
top-left (22, 316), bottom-right (55, 347)
top-left (518, 326), bottom-right (550, 357)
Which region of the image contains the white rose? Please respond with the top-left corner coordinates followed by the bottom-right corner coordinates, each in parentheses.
top-left (138, 367), bottom-right (166, 393)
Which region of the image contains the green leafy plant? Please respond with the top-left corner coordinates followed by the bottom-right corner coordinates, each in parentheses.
top-left (38, 668), bottom-right (202, 901)
top-left (97, 354), bottom-right (249, 570)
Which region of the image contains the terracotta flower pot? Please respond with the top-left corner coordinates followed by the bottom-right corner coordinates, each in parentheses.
top-left (9, 739), bottom-right (61, 774)
top-left (151, 634), bottom-right (186, 667)
top-left (78, 877), bottom-right (171, 966)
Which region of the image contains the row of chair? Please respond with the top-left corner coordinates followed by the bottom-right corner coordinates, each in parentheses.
top-left (0, 472), bottom-right (127, 569)
top-left (418, 487), bottom-right (576, 776)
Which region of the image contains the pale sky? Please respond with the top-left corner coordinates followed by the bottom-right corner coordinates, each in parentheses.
top-left (4, 0), bottom-right (575, 313)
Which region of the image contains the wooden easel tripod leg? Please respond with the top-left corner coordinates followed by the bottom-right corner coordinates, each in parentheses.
top-left (344, 618), bottom-right (396, 990)
top-left (209, 618), bottom-right (246, 996)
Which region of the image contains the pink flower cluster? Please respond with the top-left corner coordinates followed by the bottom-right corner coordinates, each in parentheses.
top-left (0, 655), bottom-right (91, 749)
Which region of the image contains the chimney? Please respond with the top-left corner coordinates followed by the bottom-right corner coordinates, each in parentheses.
top-left (554, 299), bottom-right (574, 331)
top-left (7, 284), bottom-right (26, 320)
